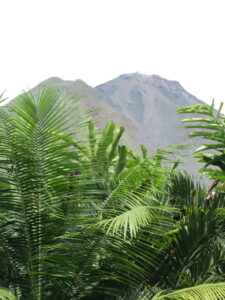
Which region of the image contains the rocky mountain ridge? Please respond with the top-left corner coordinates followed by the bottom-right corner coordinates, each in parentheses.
top-left (96, 73), bottom-right (204, 148)
top-left (15, 73), bottom-right (209, 176)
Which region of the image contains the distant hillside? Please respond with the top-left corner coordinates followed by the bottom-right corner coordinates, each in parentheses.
top-left (11, 73), bottom-right (210, 178)
top-left (27, 77), bottom-right (138, 150)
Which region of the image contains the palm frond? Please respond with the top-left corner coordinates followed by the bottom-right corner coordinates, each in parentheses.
top-left (94, 162), bottom-right (176, 238)
top-left (0, 289), bottom-right (16, 300)
top-left (153, 282), bottom-right (225, 299)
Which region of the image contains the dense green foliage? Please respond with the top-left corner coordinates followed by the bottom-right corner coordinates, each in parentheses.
top-left (0, 90), bottom-right (225, 299)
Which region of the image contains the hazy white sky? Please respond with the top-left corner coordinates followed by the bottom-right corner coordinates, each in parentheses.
top-left (1, 0), bottom-right (225, 108)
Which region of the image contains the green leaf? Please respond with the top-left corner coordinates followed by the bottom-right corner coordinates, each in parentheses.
top-left (96, 121), bottom-right (115, 169)
top-left (107, 126), bottom-right (124, 163)
top-left (153, 282), bottom-right (225, 299)
top-left (115, 145), bottom-right (127, 177)
top-left (177, 104), bottom-right (212, 116)
top-left (0, 289), bottom-right (16, 300)
top-left (140, 144), bottom-right (148, 159)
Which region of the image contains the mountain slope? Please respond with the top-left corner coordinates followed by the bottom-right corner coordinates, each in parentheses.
top-left (26, 77), bottom-right (138, 149)
top-left (96, 73), bottom-right (208, 176)
top-left (96, 73), bottom-right (205, 148)
top-left (11, 74), bottom-right (209, 177)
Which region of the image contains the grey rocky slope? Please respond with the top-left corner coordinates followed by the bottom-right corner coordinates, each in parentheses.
top-left (96, 73), bottom-right (205, 148)
top-left (96, 73), bottom-right (208, 176)
top-left (16, 74), bottom-right (209, 177)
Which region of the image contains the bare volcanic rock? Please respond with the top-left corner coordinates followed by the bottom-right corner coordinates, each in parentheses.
top-left (96, 73), bottom-right (207, 177)
top-left (96, 73), bottom-right (205, 148)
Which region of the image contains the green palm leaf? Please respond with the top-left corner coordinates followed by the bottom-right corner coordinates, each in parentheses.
top-left (95, 162), bottom-right (176, 239)
top-left (0, 289), bottom-right (16, 300)
top-left (152, 282), bottom-right (225, 299)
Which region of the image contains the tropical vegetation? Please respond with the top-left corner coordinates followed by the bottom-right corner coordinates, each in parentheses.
top-left (0, 88), bottom-right (225, 299)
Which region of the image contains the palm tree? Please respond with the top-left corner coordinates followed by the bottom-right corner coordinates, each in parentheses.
top-left (0, 87), bottom-right (94, 299)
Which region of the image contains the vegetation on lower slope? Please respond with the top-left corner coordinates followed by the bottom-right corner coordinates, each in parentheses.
top-left (0, 88), bottom-right (225, 299)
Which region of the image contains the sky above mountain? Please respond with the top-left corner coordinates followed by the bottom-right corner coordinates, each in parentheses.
top-left (1, 0), bottom-right (225, 110)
